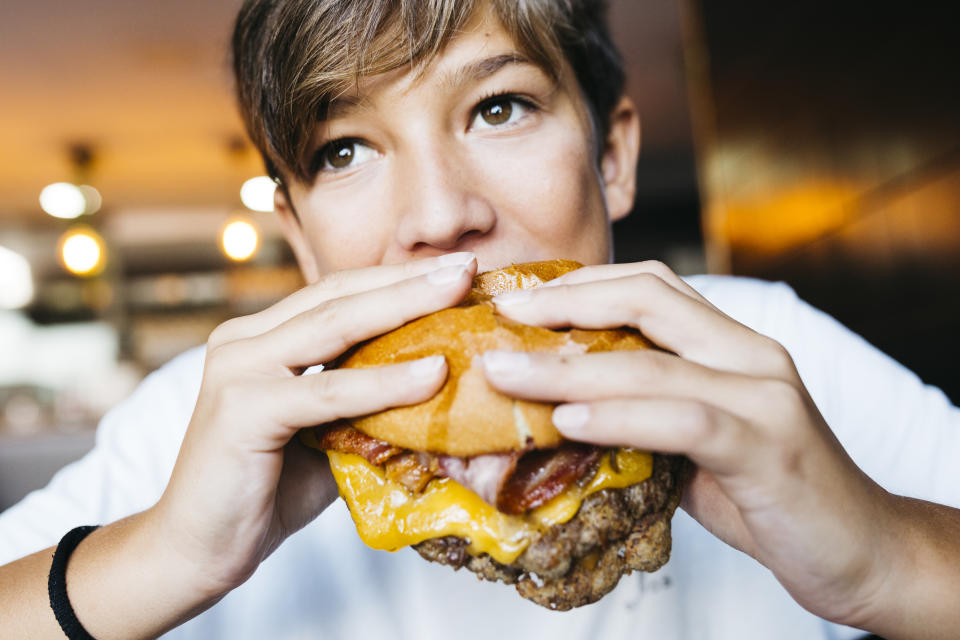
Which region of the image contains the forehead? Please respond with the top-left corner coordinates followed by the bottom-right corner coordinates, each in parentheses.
top-left (327, 7), bottom-right (560, 115)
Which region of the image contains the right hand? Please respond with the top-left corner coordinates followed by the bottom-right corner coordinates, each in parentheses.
top-left (153, 252), bottom-right (477, 597)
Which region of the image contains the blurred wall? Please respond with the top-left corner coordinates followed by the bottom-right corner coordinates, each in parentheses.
top-left (687, 1), bottom-right (960, 401)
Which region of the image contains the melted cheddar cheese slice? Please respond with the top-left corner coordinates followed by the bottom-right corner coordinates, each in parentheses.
top-left (326, 448), bottom-right (653, 565)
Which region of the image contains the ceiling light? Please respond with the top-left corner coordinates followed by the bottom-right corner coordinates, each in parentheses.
top-left (240, 176), bottom-right (277, 212)
top-left (221, 219), bottom-right (259, 261)
top-left (40, 182), bottom-right (87, 219)
top-left (59, 227), bottom-right (106, 276)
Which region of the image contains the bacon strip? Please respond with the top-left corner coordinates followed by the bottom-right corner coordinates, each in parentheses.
top-left (315, 422), bottom-right (402, 465)
top-left (385, 452), bottom-right (436, 493)
top-left (496, 443), bottom-right (601, 515)
top-left (316, 423), bottom-right (601, 514)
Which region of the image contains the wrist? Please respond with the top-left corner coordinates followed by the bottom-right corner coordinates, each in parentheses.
top-left (61, 509), bottom-right (228, 640)
top-left (834, 487), bottom-right (910, 633)
top-left (146, 499), bottom-right (252, 601)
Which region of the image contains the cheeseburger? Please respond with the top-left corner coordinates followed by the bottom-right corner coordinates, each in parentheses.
top-left (302, 260), bottom-right (688, 610)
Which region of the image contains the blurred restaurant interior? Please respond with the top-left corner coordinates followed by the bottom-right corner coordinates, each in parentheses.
top-left (1, 0), bottom-right (958, 511)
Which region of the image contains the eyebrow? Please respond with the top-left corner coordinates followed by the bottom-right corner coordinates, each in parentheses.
top-left (324, 53), bottom-right (538, 120)
top-left (438, 53), bottom-right (536, 92)
top-left (325, 93), bottom-right (371, 120)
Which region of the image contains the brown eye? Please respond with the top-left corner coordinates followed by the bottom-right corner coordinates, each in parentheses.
top-left (314, 139), bottom-right (376, 173)
top-left (480, 100), bottom-right (513, 126)
top-left (325, 141), bottom-right (355, 169)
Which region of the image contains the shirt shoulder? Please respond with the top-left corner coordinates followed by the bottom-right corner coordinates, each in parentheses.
top-left (0, 346), bottom-right (207, 562)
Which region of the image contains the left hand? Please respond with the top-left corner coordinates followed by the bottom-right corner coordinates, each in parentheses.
top-left (480, 260), bottom-right (895, 628)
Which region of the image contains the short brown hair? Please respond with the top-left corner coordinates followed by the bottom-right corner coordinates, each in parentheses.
top-left (232, 0), bottom-right (624, 183)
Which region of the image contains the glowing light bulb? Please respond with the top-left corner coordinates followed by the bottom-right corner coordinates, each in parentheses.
top-left (40, 182), bottom-right (87, 219)
top-left (59, 227), bottom-right (106, 276)
top-left (221, 219), bottom-right (259, 261)
top-left (0, 245), bottom-right (34, 309)
top-left (240, 176), bottom-right (277, 212)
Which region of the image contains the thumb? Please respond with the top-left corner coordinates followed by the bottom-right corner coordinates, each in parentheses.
top-left (274, 439), bottom-right (339, 537)
top-left (681, 468), bottom-right (756, 558)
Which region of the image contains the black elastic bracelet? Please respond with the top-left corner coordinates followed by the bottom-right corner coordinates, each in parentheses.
top-left (48, 525), bottom-right (101, 640)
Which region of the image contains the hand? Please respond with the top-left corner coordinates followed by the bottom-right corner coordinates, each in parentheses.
top-left (481, 261), bottom-right (894, 627)
top-left (155, 252), bottom-right (477, 596)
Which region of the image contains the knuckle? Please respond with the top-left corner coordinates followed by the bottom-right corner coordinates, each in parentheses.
top-left (631, 271), bottom-right (669, 297)
top-left (565, 264), bottom-right (597, 282)
top-left (760, 378), bottom-right (805, 414)
top-left (625, 273), bottom-right (667, 318)
top-left (308, 370), bottom-right (343, 406)
top-left (309, 300), bottom-right (357, 346)
top-left (208, 317), bottom-right (245, 349)
top-left (681, 401), bottom-right (750, 460)
top-left (308, 299), bottom-right (338, 328)
top-left (630, 350), bottom-right (669, 384)
top-left (640, 259), bottom-right (675, 280)
top-left (204, 341), bottom-right (249, 382)
top-left (314, 269), bottom-right (348, 295)
top-left (763, 422), bottom-right (806, 478)
top-left (758, 336), bottom-right (796, 376)
top-left (680, 400), bottom-right (719, 440)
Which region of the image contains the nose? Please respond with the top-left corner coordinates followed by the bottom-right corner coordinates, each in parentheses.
top-left (393, 140), bottom-right (496, 253)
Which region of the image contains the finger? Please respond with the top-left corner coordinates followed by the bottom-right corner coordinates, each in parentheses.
top-left (492, 273), bottom-right (790, 377)
top-left (210, 252), bottom-right (476, 346)
top-left (542, 260), bottom-right (715, 308)
top-left (234, 356), bottom-right (448, 449)
top-left (222, 263), bottom-right (474, 369)
top-left (551, 397), bottom-right (755, 476)
top-left (481, 349), bottom-right (776, 422)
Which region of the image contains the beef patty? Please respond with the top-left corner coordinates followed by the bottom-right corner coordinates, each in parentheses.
top-left (415, 454), bottom-right (689, 610)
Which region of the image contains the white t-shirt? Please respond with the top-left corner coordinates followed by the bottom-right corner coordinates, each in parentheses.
top-left (2, 275), bottom-right (958, 640)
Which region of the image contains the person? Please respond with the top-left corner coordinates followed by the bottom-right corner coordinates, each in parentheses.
top-left (1, 1), bottom-right (959, 638)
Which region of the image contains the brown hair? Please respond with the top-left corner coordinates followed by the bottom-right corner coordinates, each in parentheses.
top-left (232, 0), bottom-right (624, 183)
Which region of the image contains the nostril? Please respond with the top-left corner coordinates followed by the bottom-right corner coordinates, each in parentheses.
top-left (410, 228), bottom-right (491, 253)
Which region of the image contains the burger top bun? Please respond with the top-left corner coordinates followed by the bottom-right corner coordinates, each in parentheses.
top-left (338, 260), bottom-right (652, 457)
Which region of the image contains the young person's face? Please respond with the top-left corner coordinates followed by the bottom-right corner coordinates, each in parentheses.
top-left (276, 7), bottom-right (640, 279)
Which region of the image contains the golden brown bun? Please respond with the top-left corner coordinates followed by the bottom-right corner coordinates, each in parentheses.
top-left (338, 260), bottom-right (652, 456)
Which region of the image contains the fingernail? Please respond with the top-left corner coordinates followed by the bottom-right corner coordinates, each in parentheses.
top-left (492, 290), bottom-right (532, 306)
top-left (481, 351), bottom-right (531, 378)
top-left (437, 251), bottom-right (475, 266)
top-left (408, 355), bottom-right (446, 377)
top-left (427, 265), bottom-right (468, 285)
top-left (553, 403), bottom-right (590, 433)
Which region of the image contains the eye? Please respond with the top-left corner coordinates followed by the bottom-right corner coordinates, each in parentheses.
top-left (313, 138), bottom-right (377, 173)
top-left (471, 96), bottom-right (534, 131)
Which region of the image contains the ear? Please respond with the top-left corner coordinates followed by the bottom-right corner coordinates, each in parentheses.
top-left (274, 186), bottom-right (322, 284)
top-left (600, 96), bottom-right (641, 222)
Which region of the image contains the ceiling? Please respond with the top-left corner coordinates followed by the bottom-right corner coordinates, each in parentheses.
top-left (0, 0), bottom-right (694, 222)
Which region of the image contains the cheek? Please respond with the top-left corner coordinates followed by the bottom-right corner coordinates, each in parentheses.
top-left (296, 182), bottom-right (392, 272)
top-left (478, 124), bottom-right (610, 259)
